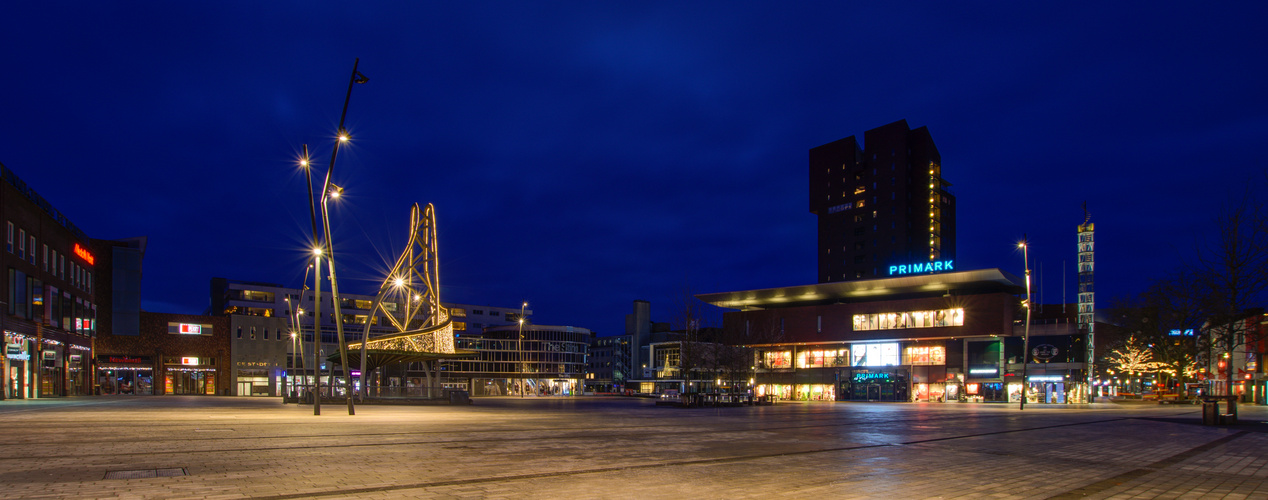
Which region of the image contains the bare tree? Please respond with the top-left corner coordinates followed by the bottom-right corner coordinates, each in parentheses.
top-left (1189, 191), bottom-right (1268, 395)
top-left (673, 284), bottom-right (707, 394)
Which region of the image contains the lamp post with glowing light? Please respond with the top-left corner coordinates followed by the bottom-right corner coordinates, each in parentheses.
top-left (295, 59), bottom-right (368, 416)
top-left (312, 246), bottom-right (323, 415)
top-left (1019, 236), bottom-right (1032, 410)
top-left (518, 302), bottom-right (527, 398)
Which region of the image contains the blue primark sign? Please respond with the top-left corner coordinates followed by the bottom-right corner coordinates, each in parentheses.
top-left (888, 260), bottom-right (954, 276)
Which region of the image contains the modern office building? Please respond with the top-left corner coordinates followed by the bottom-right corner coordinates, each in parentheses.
top-left (584, 334), bottom-right (632, 393)
top-left (810, 119), bottom-right (956, 282)
top-left (1, 162), bottom-right (98, 399)
top-left (209, 278), bottom-right (529, 396)
top-left (434, 324), bottom-right (592, 397)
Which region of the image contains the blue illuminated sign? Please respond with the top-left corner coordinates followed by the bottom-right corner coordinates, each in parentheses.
top-left (889, 260), bottom-right (954, 276)
top-left (1168, 329), bottom-right (1195, 336)
top-left (852, 372), bottom-right (892, 383)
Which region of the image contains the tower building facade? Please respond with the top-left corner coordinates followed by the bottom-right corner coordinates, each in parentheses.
top-left (809, 120), bottom-right (956, 282)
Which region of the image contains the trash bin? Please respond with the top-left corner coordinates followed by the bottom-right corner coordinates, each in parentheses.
top-left (1202, 400), bottom-right (1220, 425)
top-left (447, 389), bottom-right (470, 405)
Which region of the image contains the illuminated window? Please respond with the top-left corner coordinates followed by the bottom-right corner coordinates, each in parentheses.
top-left (851, 343), bottom-right (900, 366)
top-left (852, 308), bottom-right (963, 331)
top-left (797, 349), bottom-right (849, 368)
top-left (905, 346), bottom-right (947, 365)
top-left (763, 351), bottom-right (792, 368)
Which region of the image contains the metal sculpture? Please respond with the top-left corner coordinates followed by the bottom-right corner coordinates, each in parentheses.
top-left (348, 203), bottom-right (468, 395)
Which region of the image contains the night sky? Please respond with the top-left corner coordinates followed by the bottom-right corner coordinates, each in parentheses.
top-left (2, 4), bottom-right (1265, 337)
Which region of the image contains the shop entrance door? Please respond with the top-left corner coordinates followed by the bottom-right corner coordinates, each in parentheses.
top-left (237, 382), bottom-right (251, 396)
top-left (867, 384), bottom-right (881, 400)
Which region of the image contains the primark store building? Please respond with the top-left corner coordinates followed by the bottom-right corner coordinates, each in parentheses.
top-left (698, 268), bottom-right (1090, 403)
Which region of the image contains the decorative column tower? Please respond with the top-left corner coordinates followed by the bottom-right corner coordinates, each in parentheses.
top-left (1077, 204), bottom-right (1095, 402)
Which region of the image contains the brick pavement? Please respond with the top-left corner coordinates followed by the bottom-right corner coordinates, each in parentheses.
top-left (0, 397), bottom-right (1264, 499)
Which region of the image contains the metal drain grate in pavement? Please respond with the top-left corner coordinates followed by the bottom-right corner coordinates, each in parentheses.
top-left (103, 468), bottom-right (188, 480)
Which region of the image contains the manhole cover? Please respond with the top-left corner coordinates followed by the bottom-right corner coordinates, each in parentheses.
top-left (104, 468), bottom-right (187, 480)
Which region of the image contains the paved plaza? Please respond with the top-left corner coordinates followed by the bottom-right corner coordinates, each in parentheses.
top-left (0, 396), bottom-right (1265, 499)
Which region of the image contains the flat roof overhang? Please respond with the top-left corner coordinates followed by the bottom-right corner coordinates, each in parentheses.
top-left (696, 268), bottom-right (1024, 310)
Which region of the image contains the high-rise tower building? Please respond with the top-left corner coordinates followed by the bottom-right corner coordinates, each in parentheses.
top-left (809, 120), bottom-right (956, 282)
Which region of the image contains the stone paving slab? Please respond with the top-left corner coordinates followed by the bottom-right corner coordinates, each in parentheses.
top-left (0, 397), bottom-right (1265, 499)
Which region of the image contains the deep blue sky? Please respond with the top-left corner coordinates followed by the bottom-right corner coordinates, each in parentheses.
top-left (2, 4), bottom-right (1265, 336)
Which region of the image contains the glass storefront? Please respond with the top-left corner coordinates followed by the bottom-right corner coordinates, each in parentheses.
top-left (99, 368), bottom-right (154, 395)
top-left (39, 349), bottom-right (62, 397)
top-left (165, 369), bottom-right (217, 395)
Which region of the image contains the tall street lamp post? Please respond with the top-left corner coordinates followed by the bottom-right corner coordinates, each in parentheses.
top-left (518, 301), bottom-right (527, 398)
top-left (1019, 236), bottom-right (1032, 410)
top-left (313, 247), bottom-right (323, 415)
top-left (316, 58), bottom-right (367, 416)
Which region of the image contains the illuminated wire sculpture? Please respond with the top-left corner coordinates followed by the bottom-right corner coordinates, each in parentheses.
top-left (347, 203), bottom-right (469, 393)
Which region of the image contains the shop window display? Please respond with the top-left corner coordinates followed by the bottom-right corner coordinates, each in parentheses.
top-left (853, 308), bottom-right (963, 331)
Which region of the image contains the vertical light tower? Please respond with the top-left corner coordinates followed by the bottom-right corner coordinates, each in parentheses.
top-left (1077, 205), bottom-right (1095, 402)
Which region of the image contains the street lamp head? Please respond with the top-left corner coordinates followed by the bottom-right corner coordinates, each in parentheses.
top-left (290, 332), bottom-right (297, 339)
top-left (328, 185), bottom-right (343, 199)
top-left (519, 318), bottom-right (524, 324)
top-left (313, 247), bottom-right (323, 256)
top-left (393, 277), bottom-right (405, 288)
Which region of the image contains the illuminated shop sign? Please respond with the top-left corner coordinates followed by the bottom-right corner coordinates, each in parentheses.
top-left (1168, 329), bottom-right (1195, 336)
top-left (102, 356), bottom-right (148, 364)
top-left (852, 372), bottom-right (892, 383)
top-left (1031, 344), bottom-right (1060, 360)
top-left (969, 367), bottom-right (998, 375)
top-left (6, 343), bottom-right (28, 361)
top-left (73, 243), bottom-right (95, 266)
top-left (888, 259), bottom-right (953, 276)
top-left (169, 322), bottom-right (212, 335)
top-left (181, 357), bottom-right (200, 365)
top-left (1028, 375), bottom-right (1064, 382)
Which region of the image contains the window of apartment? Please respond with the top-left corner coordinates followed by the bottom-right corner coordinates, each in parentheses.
top-left (87, 272), bottom-right (91, 293)
top-left (60, 254), bottom-right (64, 280)
top-left (264, 328), bottom-right (270, 340)
top-left (42, 244), bottom-right (48, 272)
top-left (28, 236), bottom-right (34, 265)
top-left (250, 327), bottom-right (256, 340)
top-left (473, 310), bottom-right (484, 315)
top-left (4, 222), bottom-right (11, 253)
top-left (237, 327), bottom-right (242, 339)
top-left (17, 229), bottom-right (24, 260)
top-left (489, 311), bottom-right (499, 317)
